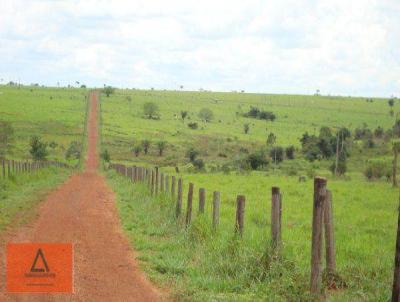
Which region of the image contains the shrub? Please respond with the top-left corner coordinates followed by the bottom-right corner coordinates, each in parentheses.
top-left (156, 141), bottom-right (167, 156)
top-left (133, 145), bottom-right (142, 157)
top-left (181, 111), bottom-right (188, 122)
top-left (374, 126), bottom-right (384, 138)
top-left (364, 159), bottom-right (390, 180)
top-left (243, 123), bottom-right (250, 134)
top-left (103, 86), bottom-right (115, 97)
top-left (243, 106), bottom-right (276, 121)
top-left (65, 141), bottom-right (81, 160)
top-left (192, 158), bottom-right (205, 171)
top-left (285, 145), bottom-right (295, 159)
top-left (29, 136), bottom-right (48, 161)
top-left (186, 148), bottom-right (199, 162)
top-left (269, 146), bottom-right (284, 163)
top-left (198, 108), bottom-right (214, 122)
top-left (188, 122), bottom-right (198, 129)
top-left (101, 149), bottom-right (110, 162)
top-left (329, 154), bottom-right (347, 175)
top-left (143, 102), bottom-right (159, 119)
top-left (246, 149), bottom-right (269, 170)
top-left (141, 140), bottom-right (151, 154)
top-left (267, 132), bottom-right (276, 146)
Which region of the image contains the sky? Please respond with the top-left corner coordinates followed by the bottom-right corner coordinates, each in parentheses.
top-left (0, 0), bottom-right (399, 97)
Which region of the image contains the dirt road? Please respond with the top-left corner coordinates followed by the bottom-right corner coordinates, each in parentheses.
top-left (0, 92), bottom-right (162, 301)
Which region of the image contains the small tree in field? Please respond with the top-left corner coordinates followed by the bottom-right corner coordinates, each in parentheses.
top-left (143, 102), bottom-right (159, 119)
top-left (267, 132), bottom-right (276, 146)
top-left (0, 121), bottom-right (14, 159)
top-left (243, 123), bottom-right (250, 134)
top-left (141, 139), bottom-right (151, 154)
top-left (133, 145), bottom-right (142, 157)
top-left (101, 149), bottom-right (111, 162)
top-left (156, 141), bottom-right (167, 156)
top-left (30, 136), bottom-right (48, 161)
top-left (198, 108), bottom-right (214, 122)
top-left (103, 86), bottom-right (115, 97)
top-left (181, 111), bottom-right (188, 122)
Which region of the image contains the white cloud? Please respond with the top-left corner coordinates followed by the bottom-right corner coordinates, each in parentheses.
top-left (0, 0), bottom-right (399, 96)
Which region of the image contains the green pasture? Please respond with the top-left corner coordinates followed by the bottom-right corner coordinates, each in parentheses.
top-left (0, 85), bottom-right (87, 164)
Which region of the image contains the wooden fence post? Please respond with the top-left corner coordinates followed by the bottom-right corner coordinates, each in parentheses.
top-left (151, 170), bottom-right (155, 195)
top-left (176, 178), bottom-right (183, 218)
top-left (199, 188), bottom-right (206, 214)
top-left (155, 167), bottom-right (159, 194)
top-left (171, 176), bottom-right (176, 197)
top-left (2, 159), bottom-right (6, 178)
top-left (324, 189), bottom-right (336, 272)
top-left (235, 195), bottom-right (246, 237)
top-left (271, 187), bottom-right (282, 248)
top-left (7, 160), bottom-right (11, 177)
top-left (212, 191), bottom-right (220, 231)
top-left (165, 175), bottom-right (170, 195)
top-left (310, 176), bottom-right (327, 295)
top-left (160, 173), bottom-right (164, 192)
top-left (186, 183), bottom-right (194, 226)
top-left (392, 195), bottom-right (400, 302)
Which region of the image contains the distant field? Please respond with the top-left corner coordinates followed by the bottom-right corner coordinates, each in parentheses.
top-left (0, 85), bottom-right (87, 164)
top-left (101, 88), bottom-right (398, 300)
top-left (101, 89), bottom-right (394, 168)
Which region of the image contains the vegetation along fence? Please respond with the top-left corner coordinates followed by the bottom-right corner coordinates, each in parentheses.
top-left (109, 162), bottom-right (352, 297)
top-left (1, 159), bottom-right (69, 179)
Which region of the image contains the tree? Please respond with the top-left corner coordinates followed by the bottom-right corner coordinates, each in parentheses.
top-left (285, 145), bottom-right (295, 159)
top-left (101, 149), bottom-right (110, 162)
top-left (65, 141), bottom-right (81, 160)
top-left (181, 111), bottom-right (188, 122)
top-left (269, 146), bottom-right (284, 164)
top-left (198, 108), bottom-right (214, 122)
top-left (389, 98), bottom-right (395, 108)
top-left (103, 86), bottom-right (115, 97)
top-left (141, 140), bottom-right (151, 154)
top-left (29, 136), bottom-right (48, 161)
top-left (0, 121), bottom-right (14, 159)
top-left (186, 148), bottom-right (199, 162)
top-left (133, 145), bottom-right (142, 157)
top-left (267, 132), bottom-right (276, 146)
top-left (243, 123), bottom-right (250, 134)
top-left (143, 102), bottom-right (159, 119)
top-left (156, 141), bottom-right (167, 156)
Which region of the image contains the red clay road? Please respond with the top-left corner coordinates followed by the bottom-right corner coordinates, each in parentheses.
top-left (0, 92), bottom-right (163, 301)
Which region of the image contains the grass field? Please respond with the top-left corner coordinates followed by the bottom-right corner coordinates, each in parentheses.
top-left (101, 88), bottom-right (399, 301)
top-left (101, 89), bottom-right (395, 169)
top-left (0, 85), bottom-right (87, 165)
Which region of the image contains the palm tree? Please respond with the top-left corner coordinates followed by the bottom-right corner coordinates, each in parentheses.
top-left (157, 141), bottom-right (167, 156)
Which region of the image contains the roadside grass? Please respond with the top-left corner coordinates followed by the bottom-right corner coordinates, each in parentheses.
top-left (108, 169), bottom-right (397, 301)
top-left (0, 167), bottom-right (72, 231)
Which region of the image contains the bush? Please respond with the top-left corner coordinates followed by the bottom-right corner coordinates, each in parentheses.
top-left (141, 140), bottom-right (151, 154)
top-left (198, 108), bottom-right (214, 122)
top-left (364, 159), bottom-right (391, 180)
top-left (243, 107), bottom-right (276, 121)
top-left (188, 122), bottom-right (198, 129)
top-left (243, 123), bottom-right (250, 134)
top-left (269, 146), bottom-right (284, 163)
top-left (65, 141), bottom-right (81, 160)
top-left (374, 126), bottom-right (384, 138)
top-left (246, 149), bottom-right (269, 170)
top-left (285, 145), bottom-right (295, 159)
top-left (101, 149), bottom-right (110, 162)
top-left (133, 145), bottom-right (142, 157)
top-left (29, 136), bottom-right (48, 161)
top-left (267, 132), bottom-right (276, 146)
top-left (156, 141), bottom-right (167, 156)
top-left (103, 86), bottom-right (115, 97)
top-left (186, 148), bottom-right (199, 162)
top-left (143, 102), bottom-right (159, 119)
top-left (192, 158), bottom-right (205, 171)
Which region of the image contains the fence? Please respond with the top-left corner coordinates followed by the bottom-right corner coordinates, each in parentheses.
top-left (110, 162), bottom-right (341, 296)
top-left (1, 159), bottom-right (69, 179)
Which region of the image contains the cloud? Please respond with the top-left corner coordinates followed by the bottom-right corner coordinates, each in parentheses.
top-left (0, 0), bottom-right (399, 96)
